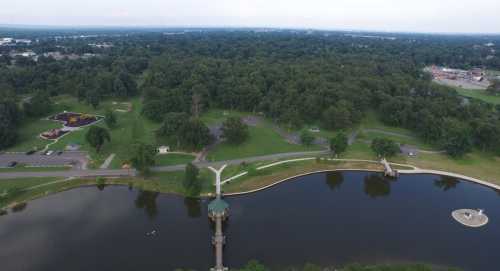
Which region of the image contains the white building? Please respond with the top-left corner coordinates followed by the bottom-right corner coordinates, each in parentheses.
top-left (158, 146), bottom-right (170, 154)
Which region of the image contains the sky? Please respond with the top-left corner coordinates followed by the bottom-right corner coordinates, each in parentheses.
top-left (1, 0), bottom-right (500, 34)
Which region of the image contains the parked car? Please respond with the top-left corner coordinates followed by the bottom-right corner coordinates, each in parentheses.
top-left (26, 150), bottom-right (36, 155)
top-left (56, 151), bottom-right (63, 156)
top-left (7, 161), bottom-right (17, 168)
top-left (46, 150), bottom-right (54, 156)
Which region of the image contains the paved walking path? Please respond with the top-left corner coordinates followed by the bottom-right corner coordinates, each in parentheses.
top-left (100, 154), bottom-right (116, 169)
top-left (0, 151), bottom-right (328, 179)
top-left (1, 151), bottom-right (498, 193)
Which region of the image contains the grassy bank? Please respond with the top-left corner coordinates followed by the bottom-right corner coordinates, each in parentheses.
top-left (155, 153), bottom-right (195, 166)
top-left (0, 169), bottom-right (216, 211)
top-left (222, 158), bottom-right (385, 193)
top-left (0, 165), bottom-right (71, 173)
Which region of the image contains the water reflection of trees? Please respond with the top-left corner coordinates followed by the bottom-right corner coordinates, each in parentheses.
top-left (135, 190), bottom-right (159, 219)
top-left (434, 176), bottom-right (460, 191)
top-left (326, 171), bottom-right (344, 191)
top-left (364, 174), bottom-right (394, 198)
top-left (11, 202), bottom-right (28, 213)
top-left (184, 197), bottom-right (202, 218)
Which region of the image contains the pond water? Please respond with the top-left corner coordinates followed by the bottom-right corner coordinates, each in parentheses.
top-left (0, 172), bottom-right (499, 271)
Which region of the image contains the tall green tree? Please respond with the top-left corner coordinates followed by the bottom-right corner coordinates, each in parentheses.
top-left (221, 117), bottom-right (249, 144)
top-left (178, 119), bottom-right (212, 150)
top-left (23, 90), bottom-right (52, 117)
top-left (0, 99), bottom-right (21, 150)
top-left (85, 126), bottom-right (111, 153)
top-left (330, 132), bottom-right (348, 155)
top-left (371, 138), bottom-right (400, 158)
top-left (442, 118), bottom-right (473, 157)
top-left (300, 130), bottom-right (315, 146)
top-left (487, 79), bottom-right (500, 95)
top-left (130, 142), bottom-right (157, 176)
top-left (104, 108), bottom-right (117, 129)
top-left (86, 89), bottom-right (100, 109)
top-left (183, 163), bottom-right (201, 197)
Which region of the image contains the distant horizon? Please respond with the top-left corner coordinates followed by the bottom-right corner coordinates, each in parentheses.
top-left (1, 23), bottom-right (500, 36)
top-left (2, 0), bottom-right (499, 35)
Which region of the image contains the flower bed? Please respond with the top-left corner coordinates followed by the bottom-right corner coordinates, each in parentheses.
top-left (50, 112), bottom-right (100, 127)
top-left (40, 128), bottom-right (69, 140)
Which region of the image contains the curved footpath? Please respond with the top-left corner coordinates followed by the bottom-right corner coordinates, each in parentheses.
top-left (1, 151), bottom-right (499, 195)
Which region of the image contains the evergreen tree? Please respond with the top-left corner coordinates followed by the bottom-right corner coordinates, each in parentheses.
top-left (183, 163), bottom-right (201, 197)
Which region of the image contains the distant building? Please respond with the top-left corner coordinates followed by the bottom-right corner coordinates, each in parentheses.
top-left (15, 39), bottom-right (32, 45)
top-left (309, 127), bottom-right (320, 133)
top-left (88, 43), bottom-right (113, 48)
top-left (10, 50), bottom-right (37, 58)
top-left (158, 146), bottom-right (170, 154)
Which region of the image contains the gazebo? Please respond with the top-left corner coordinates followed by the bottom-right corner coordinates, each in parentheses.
top-left (208, 198), bottom-right (229, 221)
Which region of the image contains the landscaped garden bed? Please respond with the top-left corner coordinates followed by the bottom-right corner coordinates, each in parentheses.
top-left (49, 112), bottom-right (102, 127)
top-left (40, 128), bottom-right (69, 140)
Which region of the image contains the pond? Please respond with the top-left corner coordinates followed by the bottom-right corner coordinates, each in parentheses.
top-left (0, 172), bottom-right (499, 271)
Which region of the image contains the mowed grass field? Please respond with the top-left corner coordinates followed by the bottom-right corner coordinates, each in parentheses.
top-left (206, 125), bottom-right (322, 161)
top-left (47, 97), bottom-right (161, 169)
top-left (456, 88), bottom-right (500, 105)
top-left (155, 153), bottom-right (195, 166)
top-left (6, 119), bottom-right (61, 152)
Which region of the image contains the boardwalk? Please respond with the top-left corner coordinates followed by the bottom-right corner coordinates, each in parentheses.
top-left (208, 166), bottom-right (229, 271)
top-left (381, 158), bottom-right (398, 177)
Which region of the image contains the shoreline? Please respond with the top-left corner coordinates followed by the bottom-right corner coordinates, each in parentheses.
top-left (224, 168), bottom-right (500, 197)
top-left (2, 161), bottom-right (500, 211)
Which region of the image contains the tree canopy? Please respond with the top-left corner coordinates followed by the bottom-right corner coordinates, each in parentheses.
top-left (221, 117), bottom-right (249, 145)
top-left (371, 138), bottom-right (400, 158)
top-left (85, 126), bottom-right (111, 153)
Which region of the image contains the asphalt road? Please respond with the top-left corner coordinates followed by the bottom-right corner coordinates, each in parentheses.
top-left (0, 152), bottom-right (88, 169)
top-left (0, 150), bottom-right (329, 179)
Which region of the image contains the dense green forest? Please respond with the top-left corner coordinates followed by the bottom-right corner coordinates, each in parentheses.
top-left (1, 29), bottom-right (500, 156)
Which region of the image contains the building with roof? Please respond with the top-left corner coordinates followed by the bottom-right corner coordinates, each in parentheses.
top-left (208, 198), bottom-right (229, 219)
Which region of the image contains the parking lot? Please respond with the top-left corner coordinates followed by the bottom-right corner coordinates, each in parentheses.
top-left (0, 151), bottom-right (88, 169)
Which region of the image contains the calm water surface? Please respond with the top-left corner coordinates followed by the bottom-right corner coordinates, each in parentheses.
top-left (0, 172), bottom-right (499, 271)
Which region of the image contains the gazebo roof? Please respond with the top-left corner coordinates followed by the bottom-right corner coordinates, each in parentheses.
top-left (208, 198), bottom-right (229, 214)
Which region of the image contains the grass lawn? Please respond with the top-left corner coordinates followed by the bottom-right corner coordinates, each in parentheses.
top-left (407, 151), bottom-right (500, 184)
top-left (0, 177), bottom-right (65, 209)
top-left (0, 165), bottom-right (71, 172)
top-left (6, 118), bottom-right (59, 152)
top-left (0, 177), bottom-right (62, 192)
top-left (359, 111), bottom-right (416, 137)
top-left (46, 97), bottom-right (161, 169)
top-left (207, 125), bottom-right (322, 161)
top-left (343, 141), bottom-right (500, 184)
top-left (358, 130), bottom-right (435, 150)
top-left (455, 88), bottom-right (500, 105)
top-left (200, 109), bottom-right (252, 125)
top-left (155, 153), bottom-right (195, 166)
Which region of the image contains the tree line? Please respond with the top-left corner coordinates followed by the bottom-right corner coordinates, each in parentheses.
top-left (1, 30), bottom-right (500, 156)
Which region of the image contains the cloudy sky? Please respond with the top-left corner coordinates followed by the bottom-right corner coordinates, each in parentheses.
top-left (1, 0), bottom-right (499, 33)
